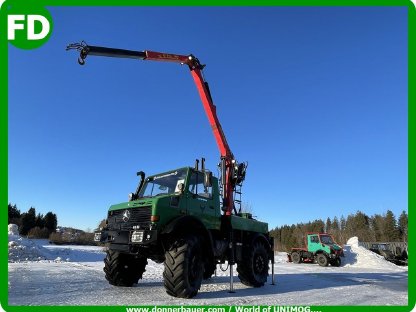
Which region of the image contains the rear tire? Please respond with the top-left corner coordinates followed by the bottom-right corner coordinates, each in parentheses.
top-left (316, 253), bottom-right (329, 267)
top-left (163, 236), bottom-right (203, 298)
top-left (237, 241), bottom-right (269, 287)
top-left (291, 252), bottom-right (301, 264)
top-left (104, 250), bottom-right (147, 286)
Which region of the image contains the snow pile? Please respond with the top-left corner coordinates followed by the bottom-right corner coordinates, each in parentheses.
top-left (8, 224), bottom-right (105, 263)
top-left (8, 227), bottom-right (52, 263)
top-left (8, 224), bottom-right (19, 235)
top-left (42, 244), bottom-right (106, 262)
top-left (8, 224), bottom-right (21, 249)
top-left (342, 236), bottom-right (403, 270)
top-left (8, 238), bottom-right (51, 262)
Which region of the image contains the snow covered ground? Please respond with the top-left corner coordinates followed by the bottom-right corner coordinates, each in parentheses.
top-left (8, 227), bottom-right (408, 306)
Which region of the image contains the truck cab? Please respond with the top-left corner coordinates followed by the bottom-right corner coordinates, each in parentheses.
top-left (307, 233), bottom-right (343, 255)
top-left (97, 167), bottom-right (221, 253)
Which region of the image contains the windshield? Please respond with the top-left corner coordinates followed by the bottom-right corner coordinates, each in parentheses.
top-left (320, 235), bottom-right (335, 244)
top-left (138, 169), bottom-right (187, 198)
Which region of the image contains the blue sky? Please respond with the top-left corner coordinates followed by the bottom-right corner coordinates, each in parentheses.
top-left (8, 7), bottom-right (408, 231)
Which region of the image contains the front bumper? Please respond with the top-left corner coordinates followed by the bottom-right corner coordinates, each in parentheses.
top-left (329, 250), bottom-right (344, 258)
top-left (94, 229), bottom-right (158, 245)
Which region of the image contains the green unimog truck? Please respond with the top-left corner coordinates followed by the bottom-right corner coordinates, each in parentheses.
top-left (289, 233), bottom-right (344, 267)
top-left (66, 42), bottom-right (274, 298)
top-left (95, 164), bottom-right (273, 298)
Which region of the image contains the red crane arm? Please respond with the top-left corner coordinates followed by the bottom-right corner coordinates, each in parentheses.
top-left (66, 42), bottom-right (243, 215)
top-left (189, 69), bottom-right (232, 159)
top-left (144, 50), bottom-right (233, 158)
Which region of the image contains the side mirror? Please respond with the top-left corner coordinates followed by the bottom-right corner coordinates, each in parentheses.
top-left (203, 171), bottom-right (213, 188)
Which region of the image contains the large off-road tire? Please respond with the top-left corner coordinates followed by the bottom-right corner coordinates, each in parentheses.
top-left (104, 250), bottom-right (147, 286)
top-left (237, 241), bottom-right (269, 287)
top-left (291, 252), bottom-right (302, 264)
top-left (316, 253), bottom-right (329, 267)
top-left (331, 257), bottom-right (341, 267)
top-left (163, 236), bottom-right (204, 298)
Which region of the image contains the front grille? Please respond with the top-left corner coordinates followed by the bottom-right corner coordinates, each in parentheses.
top-left (107, 206), bottom-right (151, 231)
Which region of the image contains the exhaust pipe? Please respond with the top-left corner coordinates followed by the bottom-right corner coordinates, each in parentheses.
top-left (195, 159), bottom-right (199, 171)
top-left (135, 171), bottom-right (146, 198)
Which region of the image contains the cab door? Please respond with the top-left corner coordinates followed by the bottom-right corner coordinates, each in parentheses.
top-left (307, 234), bottom-right (321, 253)
top-left (186, 170), bottom-right (219, 230)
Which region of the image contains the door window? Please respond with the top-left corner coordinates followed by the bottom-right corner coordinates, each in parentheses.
top-left (310, 235), bottom-right (319, 243)
top-left (188, 171), bottom-right (212, 199)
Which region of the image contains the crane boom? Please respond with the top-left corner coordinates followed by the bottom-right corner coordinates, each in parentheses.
top-left (66, 41), bottom-right (246, 216)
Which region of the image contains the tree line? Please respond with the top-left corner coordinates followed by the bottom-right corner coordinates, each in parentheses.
top-left (270, 209), bottom-right (408, 251)
top-left (8, 203), bottom-right (58, 238)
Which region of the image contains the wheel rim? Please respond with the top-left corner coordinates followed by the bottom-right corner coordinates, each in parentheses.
top-left (188, 249), bottom-right (201, 287)
top-left (292, 253), bottom-right (299, 263)
top-left (254, 253), bottom-right (265, 274)
top-left (318, 255), bottom-right (325, 265)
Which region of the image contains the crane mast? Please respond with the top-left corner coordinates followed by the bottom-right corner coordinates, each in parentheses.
top-left (66, 42), bottom-right (247, 216)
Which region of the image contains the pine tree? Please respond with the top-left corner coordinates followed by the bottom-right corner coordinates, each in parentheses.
top-left (35, 213), bottom-right (45, 229)
top-left (331, 216), bottom-right (339, 230)
top-left (384, 210), bottom-right (400, 241)
top-left (280, 225), bottom-right (294, 251)
top-left (325, 217), bottom-right (331, 233)
top-left (371, 214), bottom-right (385, 241)
top-left (344, 214), bottom-right (355, 241)
top-left (343, 211), bottom-right (372, 242)
top-left (340, 215), bottom-right (346, 243)
top-left (8, 203), bottom-right (21, 225)
top-left (398, 210), bottom-right (408, 242)
top-left (307, 219), bottom-right (325, 233)
top-left (331, 216), bottom-right (340, 242)
top-left (354, 211), bottom-right (373, 241)
top-left (288, 224), bottom-right (298, 249)
top-left (269, 227), bottom-right (280, 251)
top-left (44, 212), bottom-right (58, 234)
top-left (20, 207), bottom-right (36, 235)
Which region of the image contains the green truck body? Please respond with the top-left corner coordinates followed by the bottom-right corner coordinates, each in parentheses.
top-left (96, 166), bottom-right (273, 298)
top-left (289, 233), bottom-right (343, 267)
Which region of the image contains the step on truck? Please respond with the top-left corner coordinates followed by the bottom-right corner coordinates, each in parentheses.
top-left (67, 42), bottom-right (275, 298)
top-left (288, 233), bottom-right (343, 267)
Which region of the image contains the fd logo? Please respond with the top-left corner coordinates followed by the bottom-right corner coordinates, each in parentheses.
top-left (8, 15), bottom-right (50, 40)
top-left (6, 3), bottom-right (53, 50)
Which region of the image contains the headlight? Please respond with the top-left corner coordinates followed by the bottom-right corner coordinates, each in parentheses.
top-left (94, 232), bottom-right (102, 242)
